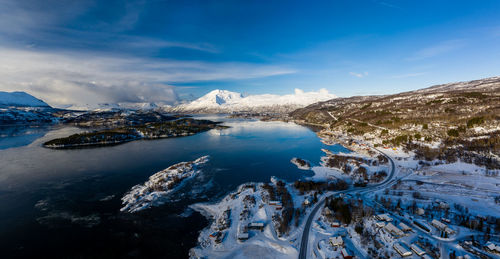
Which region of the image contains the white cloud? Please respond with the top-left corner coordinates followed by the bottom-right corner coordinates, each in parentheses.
top-left (349, 71), bottom-right (368, 78)
top-left (0, 47), bottom-right (295, 107)
top-left (408, 39), bottom-right (466, 60)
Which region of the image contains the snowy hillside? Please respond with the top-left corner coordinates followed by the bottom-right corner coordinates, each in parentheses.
top-left (0, 91), bottom-right (50, 108)
top-left (171, 89), bottom-right (336, 113)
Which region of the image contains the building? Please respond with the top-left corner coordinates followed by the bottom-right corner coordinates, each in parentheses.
top-left (410, 244), bottom-right (426, 256)
top-left (375, 222), bottom-right (385, 228)
top-left (248, 222), bottom-right (265, 230)
top-left (341, 248), bottom-right (352, 259)
top-left (416, 208), bottom-right (425, 216)
top-left (394, 243), bottom-right (412, 257)
top-left (269, 201), bottom-right (282, 206)
top-left (431, 219), bottom-right (447, 231)
top-left (441, 217), bottom-right (451, 223)
top-left (485, 242), bottom-right (500, 254)
top-left (329, 236), bottom-right (343, 247)
top-left (431, 219), bottom-right (455, 235)
top-left (237, 232), bottom-right (249, 241)
top-left (399, 222), bottom-right (412, 232)
top-left (303, 197), bottom-right (313, 206)
top-left (444, 227), bottom-right (455, 235)
top-left (385, 223), bottom-right (405, 237)
top-left (269, 201), bottom-right (283, 210)
top-left (376, 213), bottom-right (393, 222)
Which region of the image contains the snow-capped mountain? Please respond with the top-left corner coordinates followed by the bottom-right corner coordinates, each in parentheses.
top-left (171, 89), bottom-right (336, 113)
top-left (0, 91), bottom-right (51, 108)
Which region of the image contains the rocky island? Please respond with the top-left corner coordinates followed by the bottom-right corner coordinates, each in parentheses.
top-left (121, 155), bottom-right (210, 213)
top-left (290, 157), bottom-right (311, 170)
top-left (43, 118), bottom-right (227, 148)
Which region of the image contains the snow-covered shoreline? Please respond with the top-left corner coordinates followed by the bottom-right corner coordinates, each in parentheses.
top-left (121, 155), bottom-right (209, 213)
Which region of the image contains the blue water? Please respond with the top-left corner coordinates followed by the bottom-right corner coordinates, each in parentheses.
top-left (0, 116), bottom-right (347, 258)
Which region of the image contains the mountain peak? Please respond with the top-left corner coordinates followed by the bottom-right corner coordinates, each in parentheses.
top-left (197, 89), bottom-right (243, 105)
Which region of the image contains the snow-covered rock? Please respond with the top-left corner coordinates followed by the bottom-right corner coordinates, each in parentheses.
top-left (0, 91), bottom-right (50, 108)
top-left (290, 157), bottom-right (311, 170)
top-left (121, 156), bottom-right (209, 212)
top-left (171, 88), bottom-right (336, 113)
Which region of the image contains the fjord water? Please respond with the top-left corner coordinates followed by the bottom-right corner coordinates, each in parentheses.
top-left (0, 116), bottom-right (348, 258)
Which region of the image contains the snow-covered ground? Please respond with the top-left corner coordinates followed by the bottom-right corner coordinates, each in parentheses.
top-left (189, 182), bottom-right (300, 259)
top-left (186, 124), bottom-right (499, 259)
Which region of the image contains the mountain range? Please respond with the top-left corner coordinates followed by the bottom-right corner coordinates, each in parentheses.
top-left (170, 89), bottom-right (337, 113)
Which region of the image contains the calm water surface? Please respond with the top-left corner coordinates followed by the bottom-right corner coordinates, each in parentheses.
top-left (0, 115), bottom-right (348, 258)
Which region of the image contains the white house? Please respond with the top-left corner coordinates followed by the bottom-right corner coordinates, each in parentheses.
top-left (394, 243), bottom-right (412, 257)
top-left (410, 243), bottom-right (425, 256)
top-left (399, 222), bottom-right (412, 232)
top-left (329, 236), bottom-right (343, 247)
top-left (385, 223), bottom-right (404, 237)
top-left (376, 213), bottom-right (393, 222)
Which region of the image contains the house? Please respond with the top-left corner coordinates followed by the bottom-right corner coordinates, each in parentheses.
top-left (331, 221), bottom-right (340, 228)
top-left (431, 219), bottom-right (447, 231)
top-left (324, 207), bottom-right (333, 216)
top-left (269, 201), bottom-right (282, 209)
top-left (329, 236), bottom-right (343, 247)
top-left (209, 231), bottom-right (220, 238)
top-left (394, 243), bottom-right (412, 257)
top-left (399, 222), bottom-right (412, 232)
top-left (441, 218), bottom-right (451, 223)
top-left (269, 201), bottom-right (282, 206)
top-left (376, 213), bottom-right (393, 222)
top-left (237, 232), bottom-right (249, 241)
top-left (485, 242), bottom-right (500, 254)
top-left (444, 227), bottom-right (455, 236)
top-left (375, 222), bottom-right (385, 228)
top-left (439, 202), bottom-right (450, 209)
top-left (410, 243), bottom-right (426, 256)
top-left (416, 208), bottom-right (425, 216)
top-left (431, 219), bottom-right (455, 235)
top-left (385, 223), bottom-right (404, 237)
top-left (341, 248), bottom-right (352, 259)
top-left (303, 197), bottom-right (313, 206)
top-left (248, 222), bottom-right (265, 230)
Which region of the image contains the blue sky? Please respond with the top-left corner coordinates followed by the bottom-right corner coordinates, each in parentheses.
top-left (0, 0), bottom-right (500, 106)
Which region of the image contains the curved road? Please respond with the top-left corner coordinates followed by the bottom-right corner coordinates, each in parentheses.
top-left (298, 148), bottom-right (396, 259)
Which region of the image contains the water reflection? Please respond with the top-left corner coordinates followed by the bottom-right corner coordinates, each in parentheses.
top-left (0, 125), bottom-right (48, 150)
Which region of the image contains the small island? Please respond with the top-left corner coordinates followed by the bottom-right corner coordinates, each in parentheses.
top-left (290, 157), bottom-right (311, 170)
top-left (43, 118), bottom-right (227, 148)
top-left (121, 155), bottom-right (209, 213)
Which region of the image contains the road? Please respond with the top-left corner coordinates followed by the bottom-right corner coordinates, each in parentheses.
top-left (298, 148), bottom-right (397, 259)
